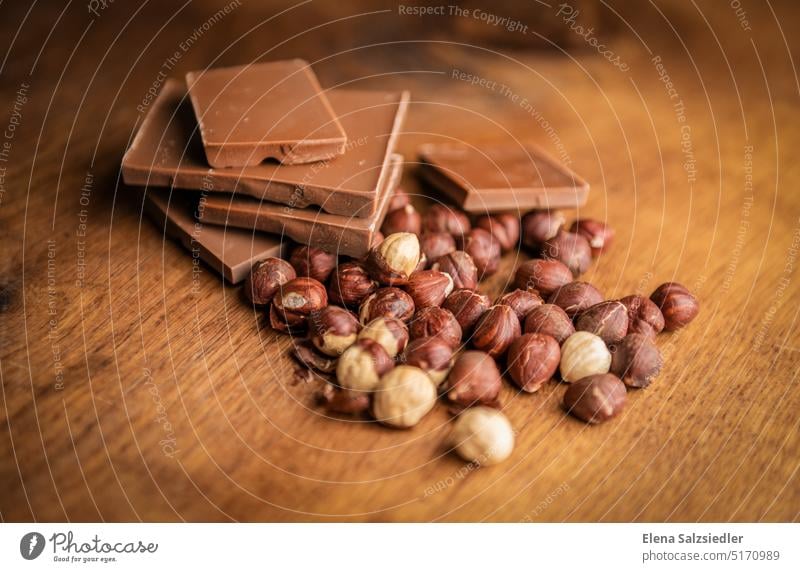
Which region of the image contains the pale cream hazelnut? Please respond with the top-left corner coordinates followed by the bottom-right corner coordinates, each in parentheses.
top-left (450, 407), bottom-right (514, 466)
top-left (373, 366), bottom-right (437, 428)
top-left (367, 232), bottom-right (421, 285)
top-left (336, 339), bottom-right (394, 392)
top-left (357, 317), bottom-right (409, 357)
top-left (559, 331), bottom-right (611, 382)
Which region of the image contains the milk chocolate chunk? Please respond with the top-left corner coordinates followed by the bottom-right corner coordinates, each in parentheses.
top-left (122, 80), bottom-right (408, 217)
top-left (144, 190), bottom-right (288, 284)
top-left (185, 60), bottom-right (346, 167)
top-left (417, 142), bottom-right (589, 213)
top-left (197, 155), bottom-right (403, 258)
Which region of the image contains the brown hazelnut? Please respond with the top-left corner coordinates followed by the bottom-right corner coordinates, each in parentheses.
top-left (548, 281), bottom-right (604, 318)
top-left (381, 204), bottom-right (422, 235)
top-left (507, 333), bottom-right (561, 393)
top-left (366, 232), bottom-right (421, 286)
top-left (269, 304), bottom-right (307, 334)
top-left (273, 276), bottom-right (328, 316)
top-left (388, 188), bottom-right (411, 211)
top-left (358, 287), bottom-right (415, 324)
top-left (328, 261), bottom-right (378, 308)
top-left (445, 350), bottom-right (502, 408)
top-left (402, 337), bottom-right (454, 387)
top-left (431, 251), bottom-right (478, 290)
top-left (358, 316), bottom-right (409, 357)
top-left (650, 282), bottom-right (699, 331)
top-left (243, 257), bottom-right (296, 306)
top-left (422, 204), bottom-right (471, 238)
top-left (404, 269), bottom-right (454, 309)
top-left (475, 213), bottom-right (520, 253)
top-left (619, 294), bottom-right (664, 338)
top-left (513, 258), bottom-right (572, 296)
top-left (575, 300), bottom-right (629, 345)
top-left (570, 219), bottom-right (615, 257)
top-left (450, 407), bottom-right (514, 466)
top-left (336, 338), bottom-right (394, 391)
top-left (318, 384), bottom-right (371, 415)
top-left (559, 332), bottom-right (612, 382)
top-left (443, 289), bottom-right (491, 333)
top-left (495, 288), bottom-right (543, 321)
top-left (541, 231), bottom-right (592, 276)
top-left (308, 306), bottom-right (360, 356)
top-left (289, 245), bottom-right (337, 283)
top-left (610, 333), bottom-right (663, 388)
top-left (409, 306), bottom-right (462, 349)
top-left (523, 304), bottom-right (575, 344)
top-left (373, 365), bottom-right (437, 428)
top-left (291, 339), bottom-right (337, 373)
top-left (521, 210), bottom-right (565, 250)
top-left (420, 232), bottom-right (456, 265)
top-left (471, 304), bottom-right (521, 358)
top-left (459, 228), bottom-right (501, 277)
top-left (563, 373), bottom-right (626, 424)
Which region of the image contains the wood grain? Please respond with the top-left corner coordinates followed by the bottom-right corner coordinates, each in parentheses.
top-left (1, 0), bottom-right (799, 522)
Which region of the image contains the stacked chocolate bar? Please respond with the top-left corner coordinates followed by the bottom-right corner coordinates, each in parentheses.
top-left (122, 59), bottom-right (409, 282)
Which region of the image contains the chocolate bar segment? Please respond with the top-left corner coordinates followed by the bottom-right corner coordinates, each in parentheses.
top-left (185, 60), bottom-right (346, 167)
top-left (418, 142), bottom-right (589, 213)
top-left (122, 80), bottom-right (408, 218)
top-left (145, 190), bottom-right (287, 284)
top-left (197, 155), bottom-right (403, 258)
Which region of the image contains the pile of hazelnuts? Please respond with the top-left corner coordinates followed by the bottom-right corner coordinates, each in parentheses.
top-left (243, 190), bottom-right (700, 467)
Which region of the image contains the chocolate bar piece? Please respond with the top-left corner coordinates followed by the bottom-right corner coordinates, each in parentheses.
top-left (185, 60), bottom-right (346, 167)
top-left (417, 142), bottom-right (589, 213)
top-left (197, 155), bottom-right (403, 258)
top-left (122, 80), bottom-right (408, 218)
top-left (145, 189), bottom-right (287, 284)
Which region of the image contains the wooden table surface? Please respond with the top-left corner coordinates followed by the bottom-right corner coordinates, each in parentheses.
top-left (2, 0), bottom-right (799, 522)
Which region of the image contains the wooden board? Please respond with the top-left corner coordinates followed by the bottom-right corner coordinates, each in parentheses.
top-left (1, 0), bottom-right (799, 522)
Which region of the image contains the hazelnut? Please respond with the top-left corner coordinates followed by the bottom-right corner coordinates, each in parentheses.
top-left (291, 339), bottom-right (337, 373)
top-left (523, 304), bottom-right (575, 344)
top-left (431, 251), bottom-right (478, 290)
top-left (420, 232), bottom-right (457, 265)
top-left (409, 306), bottom-right (462, 349)
top-left (443, 289), bottom-right (491, 333)
top-left (373, 365), bottom-right (437, 428)
top-left (318, 384), bottom-right (371, 415)
top-left (273, 276), bottom-right (328, 316)
top-left (513, 258), bottom-right (572, 297)
top-left (445, 350), bottom-right (502, 408)
top-left (610, 333), bottom-right (663, 388)
top-left (269, 304), bottom-right (307, 334)
top-left (289, 245), bottom-right (337, 283)
top-left (388, 188), bottom-right (411, 211)
top-left (422, 204), bottom-right (471, 239)
top-left (358, 316), bottom-right (409, 357)
top-left (358, 287), bottom-right (415, 324)
top-left (475, 213), bottom-right (520, 253)
top-left (541, 231), bottom-right (592, 276)
top-left (521, 210), bottom-right (565, 250)
top-left (381, 204), bottom-right (422, 235)
top-left (328, 261), bottom-right (378, 308)
top-left (308, 305), bottom-right (360, 356)
top-left (459, 228), bottom-right (501, 277)
top-left (336, 338), bottom-right (394, 391)
top-left (548, 281), bottom-right (604, 318)
top-left (559, 331), bottom-right (612, 382)
top-left (507, 333), bottom-right (561, 393)
top-left (563, 373), bottom-right (627, 424)
top-left (570, 219), bottom-right (615, 257)
top-left (575, 300), bottom-right (629, 345)
top-left (650, 282), bottom-right (699, 331)
top-left (495, 288), bottom-right (543, 321)
top-left (404, 270), bottom-right (454, 309)
top-left (619, 294), bottom-right (664, 338)
top-left (402, 337), bottom-right (454, 387)
top-left (366, 232), bottom-right (421, 286)
top-left (471, 304), bottom-right (521, 358)
top-left (244, 257), bottom-right (295, 305)
top-left (450, 407), bottom-right (514, 466)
